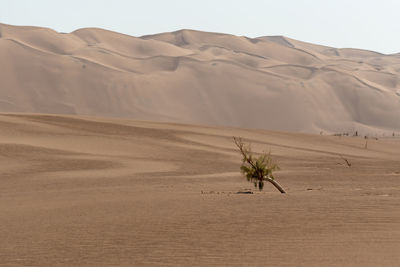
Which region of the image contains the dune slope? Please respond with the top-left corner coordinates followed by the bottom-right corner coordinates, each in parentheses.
top-left (0, 113), bottom-right (399, 266)
top-left (0, 23), bottom-right (400, 134)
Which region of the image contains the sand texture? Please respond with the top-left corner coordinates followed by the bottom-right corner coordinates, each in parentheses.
top-left (0, 23), bottom-right (400, 134)
top-left (0, 113), bottom-right (399, 266)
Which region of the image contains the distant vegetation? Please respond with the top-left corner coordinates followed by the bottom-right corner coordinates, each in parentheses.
top-left (233, 137), bottom-right (286, 193)
top-left (331, 130), bottom-right (400, 139)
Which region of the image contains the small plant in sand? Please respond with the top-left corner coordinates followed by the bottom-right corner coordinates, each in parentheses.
top-left (233, 137), bottom-right (286, 193)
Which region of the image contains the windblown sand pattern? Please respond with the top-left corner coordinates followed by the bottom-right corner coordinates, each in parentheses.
top-left (0, 114), bottom-right (399, 266)
top-left (1, 23), bottom-right (400, 134)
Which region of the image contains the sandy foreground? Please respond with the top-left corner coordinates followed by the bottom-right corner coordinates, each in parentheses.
top-left (0, 113), bottom-right (399, 266)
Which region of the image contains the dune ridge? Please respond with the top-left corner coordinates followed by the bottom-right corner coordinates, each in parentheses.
top-left (0, 23), bottom-right (399, 134)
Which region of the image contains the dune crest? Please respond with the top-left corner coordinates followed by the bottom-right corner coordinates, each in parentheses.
top-left (0, 23), bottom-right (399, 134)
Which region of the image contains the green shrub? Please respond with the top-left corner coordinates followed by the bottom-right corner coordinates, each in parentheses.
top-left (233, 137), bottom-right (285, 193)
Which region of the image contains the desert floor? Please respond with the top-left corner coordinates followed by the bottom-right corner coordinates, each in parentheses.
top-left (0, 113), bottom-right (399, 266)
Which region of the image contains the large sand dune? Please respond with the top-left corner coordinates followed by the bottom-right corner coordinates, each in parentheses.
top-left (0, 113), bottom-right (399, 266)
top-left (0, 23), bottom-right (399, 134)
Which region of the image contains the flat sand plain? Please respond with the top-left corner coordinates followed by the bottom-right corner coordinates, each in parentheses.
top-left (0, 114), bottom-right (399, 266)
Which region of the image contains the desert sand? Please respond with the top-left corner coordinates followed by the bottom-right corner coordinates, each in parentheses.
top-left (0, 23), bottom-right (400, 134)
top-left (0, 113), bottom-right (399, 266)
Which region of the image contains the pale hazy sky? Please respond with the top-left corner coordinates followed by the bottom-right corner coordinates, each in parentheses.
top-left (1, 0), bottom-right (399, 54)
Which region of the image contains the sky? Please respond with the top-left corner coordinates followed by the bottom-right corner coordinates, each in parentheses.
top-left (1, 0), bottom-right (399, 54)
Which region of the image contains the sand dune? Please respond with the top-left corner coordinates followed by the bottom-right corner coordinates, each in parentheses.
top-left (0, 23), bottom-right (399, 134)
top-left (0, 113), bottom-right (399, 266)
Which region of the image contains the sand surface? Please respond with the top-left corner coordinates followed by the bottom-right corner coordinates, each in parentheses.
top-left (0, 113), bottom-right (399, 266)
top-left (1, 23), bottom-right (400, 134)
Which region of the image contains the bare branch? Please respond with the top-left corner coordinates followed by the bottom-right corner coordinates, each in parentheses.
top-left (340, 155), bottom-right (351, 167)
